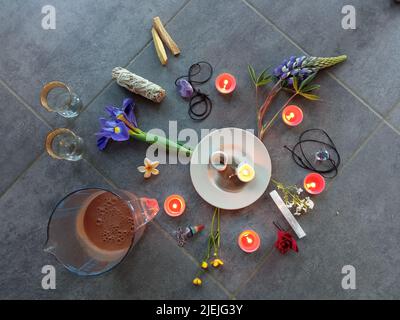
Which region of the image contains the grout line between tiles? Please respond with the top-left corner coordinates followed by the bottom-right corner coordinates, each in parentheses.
top-left (232, 248), bottom-right (274, 298)
top-left (151, 220), bottom-right (235, 299)
top-left (241, 0), bottom-right (400, 138)
top-left (0, 151), bottom-right (45, 200)
top-left (325, 121), bottom-right (385, 192)
top-left (0, 78), bottom-right (53, 129)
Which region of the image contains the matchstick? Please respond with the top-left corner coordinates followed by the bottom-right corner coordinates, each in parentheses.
top-left (153, 16), bottom-right (181, 56)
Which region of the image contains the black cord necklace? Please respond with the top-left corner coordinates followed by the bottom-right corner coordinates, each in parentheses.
top-left (284, 128), bottom-right (341, 178)
top-left (175, 61), bottom-right (213, 121)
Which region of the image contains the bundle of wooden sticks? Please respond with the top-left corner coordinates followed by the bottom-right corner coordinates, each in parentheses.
top-left (151, 16), bottom-right (180, 66)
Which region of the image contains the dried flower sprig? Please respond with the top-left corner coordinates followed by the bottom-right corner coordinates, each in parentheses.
top-left (248, 55), bottom-right (347, 140)
top-left (192, 207), bottom-right (223, 286)
top-left (272, 179), bottom-right (314, 216)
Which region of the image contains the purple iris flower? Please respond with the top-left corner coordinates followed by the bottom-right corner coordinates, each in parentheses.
top-left (105, 98), bottom-right (138, 128)
top-left (96, 118), bottom-right (130, 150)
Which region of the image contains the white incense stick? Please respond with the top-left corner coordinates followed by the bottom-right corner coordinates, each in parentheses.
top-left (270, 190), bottom-right (306, 239)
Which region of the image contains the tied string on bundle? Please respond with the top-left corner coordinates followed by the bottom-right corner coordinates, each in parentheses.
top-left (175, 61), bottom-right (213, 121)
top-left (284, 128), bottom-right (341, 178)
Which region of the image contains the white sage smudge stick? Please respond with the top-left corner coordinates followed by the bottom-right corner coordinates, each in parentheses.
top-left (112, 67), bottom-right (166, 103)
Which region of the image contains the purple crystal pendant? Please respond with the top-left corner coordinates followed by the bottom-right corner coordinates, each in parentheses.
top-left (176, 79), bottom-right (194, 98)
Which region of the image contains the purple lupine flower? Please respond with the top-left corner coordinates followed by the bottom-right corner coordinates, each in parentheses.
top-left (273, 55), bottom-right (316, 85)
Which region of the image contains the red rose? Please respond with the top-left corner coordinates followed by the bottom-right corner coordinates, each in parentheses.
top-left (275, 230), bottom-right (298, 254)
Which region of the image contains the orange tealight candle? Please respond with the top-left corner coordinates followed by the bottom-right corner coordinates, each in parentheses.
top-left (215, 73), bottom-right (236, 94)
top-left (282, 105), bottom-right (303, 126)
top-left (164, 194), bottom-right (186, 217)
top-left (303, 173), bottom-right (326, 195)
top-left (238, 230), bottom-right (261, 253)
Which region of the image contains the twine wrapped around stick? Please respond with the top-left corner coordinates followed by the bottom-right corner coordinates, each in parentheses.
top-left (112, 67), bottom-right (166, 103)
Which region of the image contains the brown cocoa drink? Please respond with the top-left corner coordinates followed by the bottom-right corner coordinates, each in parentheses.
top-left (82, 192), bottom-right (135, 251)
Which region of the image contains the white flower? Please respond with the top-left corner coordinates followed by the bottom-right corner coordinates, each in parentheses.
top-left (286, 202), bottom-right (294, 208)
top-left (137, 158), bottom-right (160, 178)
top-left (297, 188), bottom-right (303, 194)
top-left (306, 198), bottom-right (314, 209)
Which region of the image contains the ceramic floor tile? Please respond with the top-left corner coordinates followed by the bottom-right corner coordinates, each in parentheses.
top-left (0, 82), bottom-right (50, 195)
top-left (387, 104), bottom-right (400, 131)
top-left (2, 0), bottom-right (399, 300)
top-left (72, 0), bottom-right (381, 293)
top-left (0, 154), bottom-right (228, 299)
top-left (238, 123), bottom-right (400, 299)
top-left (0, 0), bottom-right (187, 127)
top-left (247, 0), bottom-right (400, 114)
top-left (72, 0), bottom-right (306, 292)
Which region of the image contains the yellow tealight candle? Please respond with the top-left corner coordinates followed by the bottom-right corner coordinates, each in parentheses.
top-left (236, 163), bottom-right (255, 183)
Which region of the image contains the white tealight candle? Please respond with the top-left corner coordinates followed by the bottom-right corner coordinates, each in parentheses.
top-left (236, 162), bottom-right (255, 183)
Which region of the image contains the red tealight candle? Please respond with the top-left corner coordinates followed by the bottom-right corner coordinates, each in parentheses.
top-left (303, 173), bottom-right (326, 195)
top-left (215, 73), bottom-right (236, 94)
top-left (238, 230), bottom-right (261, 253)
top-left (282, 105), bottom-right (303, 126)
top-left (164, 194), bottom-right (186, 217)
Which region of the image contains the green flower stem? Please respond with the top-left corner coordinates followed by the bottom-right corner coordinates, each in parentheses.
top-left (194, 207), bottom-right (221, 279)
top-left (260, 92), bottom-right (298, 139)
top-left (257, 80), bottom-right (282, 139)
top-left (129, 130), bottom-right (193, 156)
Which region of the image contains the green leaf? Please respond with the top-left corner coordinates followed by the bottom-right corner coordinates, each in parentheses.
top-left (299, 92), bottom-right (320, 101)
top-left (256, 68), bottom-right (273, 87)
top-left (299, 72), bottom-right (317, 91)
top-left (248, 65), bottom-right (257, 86)
top-left (292, 76), bottom-right (299, 92)
top-left (301, 84), bottom-right (320, 93)
top-left (256, 69), bottom-right (267, 83)
top-left (256, 77), bottom-right (272, 87)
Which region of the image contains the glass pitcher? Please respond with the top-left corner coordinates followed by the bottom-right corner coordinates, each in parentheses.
top-left (44, 187), bottom-right (159, 276)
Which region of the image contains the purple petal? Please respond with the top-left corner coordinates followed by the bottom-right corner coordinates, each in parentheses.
top-left (110, 122), bottom-right (130, 141)
top-left (122, 98), bottom-right (137, 127)
top-left (97, 136), bottom-right (110, 150)
top-left (105, 105), bottom-right (121, 119)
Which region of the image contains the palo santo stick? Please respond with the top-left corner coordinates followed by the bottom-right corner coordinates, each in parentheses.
top-left (153, 16), bottom-right (180, 56)
top-left (151, 27), bottom-right (168, 66)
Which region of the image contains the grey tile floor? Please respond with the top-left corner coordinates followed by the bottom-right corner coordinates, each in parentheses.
top-left (0, 0), bottom-right (399, 299)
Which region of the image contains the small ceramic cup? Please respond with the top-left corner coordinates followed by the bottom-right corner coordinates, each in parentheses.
top-left (210, 150), bottom-right (229, 172)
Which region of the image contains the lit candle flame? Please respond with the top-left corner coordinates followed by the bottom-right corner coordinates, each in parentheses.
top-left (246, 236), bottom-right (253, 244)
top-left (306, 182), bottom-right (316, 189)
top-left (223, 79), bottom-right (229, 90)
top-left (285, 112), bottom-right (295, 121)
